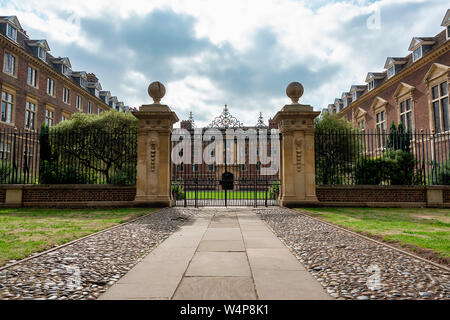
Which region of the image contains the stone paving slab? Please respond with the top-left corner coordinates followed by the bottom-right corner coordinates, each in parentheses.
top-left (173, 277), bottom-right (257, 300)
top-left (185, 252), bottom-right (252, 277)
top-left (197, 240), bottom-right (245, 252)
top-left (100, 208), bottom-right (332, 300)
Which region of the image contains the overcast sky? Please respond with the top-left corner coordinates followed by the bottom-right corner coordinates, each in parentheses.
top-left (1, 0), bottom-right (448, 126)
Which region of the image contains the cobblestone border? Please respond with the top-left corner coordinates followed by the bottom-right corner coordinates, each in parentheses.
top-left (258, 207), bottom-right (450, 300)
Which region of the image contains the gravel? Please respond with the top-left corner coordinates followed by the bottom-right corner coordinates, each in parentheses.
top-left (0, 208), bottom-right (201, 300)
top-left (258, 208), bottom-right (450, 300)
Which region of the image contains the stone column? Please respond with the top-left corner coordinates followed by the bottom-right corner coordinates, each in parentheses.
top-left (273, 82), bottom-right (320, 207)
top-left (133, 81), bottom-right (179, 207)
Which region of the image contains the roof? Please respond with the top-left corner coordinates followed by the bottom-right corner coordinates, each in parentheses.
top-left (408, 37), bottom-right (436, 51)
top-left (441, 9), bottom-right (450, 26)
top-left (0, 16), bottom-right (22, 31)
top-left (350, 85), bottom-right (367, 92)
top-left (384, 57), bottom-right (409, 68)
top-left (25, 39), bottom-right (50, 51)
top-left (50, 56), bottom-right (72, 68)
top-left (365, 72), bottom-right (386, 82)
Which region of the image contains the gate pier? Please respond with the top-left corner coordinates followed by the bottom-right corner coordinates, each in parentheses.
top-left (133, 81), bottom-right (178, 207)
top-left (273, 82), bottom-right (320, 207)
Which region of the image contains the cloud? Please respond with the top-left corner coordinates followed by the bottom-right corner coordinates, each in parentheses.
top-left (1, 0), bottom-right (448, 126)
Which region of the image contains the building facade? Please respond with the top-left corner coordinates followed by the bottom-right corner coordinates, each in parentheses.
top-left (0, 16), bottom-right (128, 131)
top-left (325, 9), bottom-right (450, 137)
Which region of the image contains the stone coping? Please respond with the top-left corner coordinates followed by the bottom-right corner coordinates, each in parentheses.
top-left (317, 185), bottom-right (450, 190)
top-left (0, 184), bottom-right (136, 190)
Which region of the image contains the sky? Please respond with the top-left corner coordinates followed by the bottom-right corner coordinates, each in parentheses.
top-left (0, 0), bottom-right (448, 127)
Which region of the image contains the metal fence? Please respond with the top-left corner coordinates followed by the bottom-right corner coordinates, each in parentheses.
top-left (0, 127), bottom-right (137, 185)
top-left (315, 129), bottom-right (450, 186)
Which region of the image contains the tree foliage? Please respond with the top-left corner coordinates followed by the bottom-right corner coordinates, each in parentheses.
top-left (314, 113), bottom-right (362, 185)
top-left (42, 110), bottom-right (137, 184)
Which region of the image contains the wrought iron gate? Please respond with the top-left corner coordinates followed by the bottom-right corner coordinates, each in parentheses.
top-left (170, 128), bottom-right (281, 207)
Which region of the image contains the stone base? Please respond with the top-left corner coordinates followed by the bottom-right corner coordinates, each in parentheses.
top-left (134, 195), bottom-right (173, 208)
top-left (280, 196), bottom-right (319, 208)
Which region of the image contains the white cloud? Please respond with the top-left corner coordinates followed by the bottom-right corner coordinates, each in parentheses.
top-left (1, 0), bottom-right (448, 124)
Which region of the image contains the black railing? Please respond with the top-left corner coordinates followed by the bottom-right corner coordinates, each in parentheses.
top-left (0, 128), bottom-right (137, 185)
top-left (315, 129), bottom-right (450, 186)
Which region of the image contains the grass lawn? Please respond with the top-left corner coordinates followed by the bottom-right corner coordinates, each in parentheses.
top-left (0, 208), bottom-right (154, 267)
top-left (184, 191), bottom-right (274, 200)
top-left (299, 207), bottom-right (450, 262)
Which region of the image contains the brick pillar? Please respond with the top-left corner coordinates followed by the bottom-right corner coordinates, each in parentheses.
top-left (273, 82), bottom-right (320, 207)
top-left (133, 82), bottom-right (179, 207)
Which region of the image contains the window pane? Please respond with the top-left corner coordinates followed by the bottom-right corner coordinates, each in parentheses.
top-left (432, 86), bottom-right (439, 100)
top-left (442, 97), bottom-right (449, 132)
top-left (401, 114), bottom-right (405, 126)
top-left (434, 101), bottom-right (441, 132)
top-left (406, 99), bottom-right (411, 111)
top-left (440, 82), bottom-right (448, 97)
top-left (400, 101), bottom-right (405, 113)
top-left (407, 112), bottom-right (412, 132)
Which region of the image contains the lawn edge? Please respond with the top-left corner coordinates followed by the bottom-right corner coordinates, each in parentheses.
top-left (292, 208), bottom-right (450, 272)
top-left (0, 208), bottom-right (161, 272)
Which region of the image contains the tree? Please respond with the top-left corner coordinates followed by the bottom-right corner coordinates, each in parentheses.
top-left (314, 113), bottom-right (361, 185)
top-left (49, 110), bottom-right (137, 184)
top-left (387, 122), bottom-right (410, 152)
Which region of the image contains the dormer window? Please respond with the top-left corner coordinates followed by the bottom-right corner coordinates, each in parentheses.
top-left (37, 47), bottom-right (46, 61)
top-left (387, 65), bottom-right (395, 78)
top-left (352, 91), bottom-right (357, 101)
top-left (62, 65), bottom-right (71, 76)
top-left (413, 46), bottom-right (422, 62)
top-left (6, 24), bottom-right (17, 42)
top-left (368, 80), bottom-right (375, 91)
top-left (447, 25), bottom-right (450, 40)
top-left (80, 77), bottom-right (87, 88)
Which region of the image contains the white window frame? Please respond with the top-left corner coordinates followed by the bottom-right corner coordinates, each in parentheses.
top-left (25, 100), bottom-right (36, 130)
top-left (375, 110), bottom-right (386, 149)
top-left (352, 91), bottom-right (357, 101)
top-left (27, 66), bottom-right (38, 87)
top-left (368, 80), bottom-right (374, 91)
top-left (62, 87), bottom-right (70, 104)
top-left (46, 78), bottom-right (55, 96)
top-left (432, 81), bottom-right (449, 133)
top-left (37, 47), bottom-right (46, 61)
top-left (88, 101), bottom-right (93, 114)
top-left (399, 98), bottom-right (413, 132)
top-left (1, 90), bottom-right (14, 123)
top-left (76, 95), bottom-right (82, 110)
top-left (45, 108), bottom-right (54, 127)
top-left (6, 23), bottom-right (17, 42)
top-left (413, 46), bottom-right (422, 62)
top-left (387, 65), bottom-right (395, 79)
top-left (3, 52), bottom-right (15, 76)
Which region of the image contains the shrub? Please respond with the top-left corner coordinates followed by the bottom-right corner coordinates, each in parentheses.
top-left (384, 149), bottom-right (418, 185)
top-left (109, 164), bottom-right (136, 185)
top-left (269, 181), bottom-right (280, 198)
top-left (435, 157), bottom-right (450, 185)
top-left (354, 157), bottom-right (386, 185)
top-left (171, 182), bottom-right (185, 200)
top-left (39, 161), bottom-right (91, 184)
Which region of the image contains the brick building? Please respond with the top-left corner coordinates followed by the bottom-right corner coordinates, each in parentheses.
top-left (325, 9), bottom-right (450, 138)
top-left (0, 16), bottom-right (128, 131)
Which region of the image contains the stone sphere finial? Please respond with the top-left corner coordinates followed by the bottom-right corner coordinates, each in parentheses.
top-left (286, 82), bottom-right (304, 104)
top-left (148, 81), bottom-right (166, 104)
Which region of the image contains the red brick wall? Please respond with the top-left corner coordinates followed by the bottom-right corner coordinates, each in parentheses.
top-left (342, 46), bottom-right (450, 131)
top-left (0, 38), bottom-right (110, 130)
top-left (21, 186), bottom-right (136, 203)
top-left (317, 186), bottom-right (426, 203)
top-left (444, 189), bottom-right (450, 203)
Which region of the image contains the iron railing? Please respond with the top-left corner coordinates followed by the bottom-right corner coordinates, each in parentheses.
top-left (315, 129), bottom-right (450, 186)
top-left (0, 127), bottom-right (137, 185)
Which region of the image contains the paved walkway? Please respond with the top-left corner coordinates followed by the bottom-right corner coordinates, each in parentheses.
top-left (99, 208), bottom-right (331, 300)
